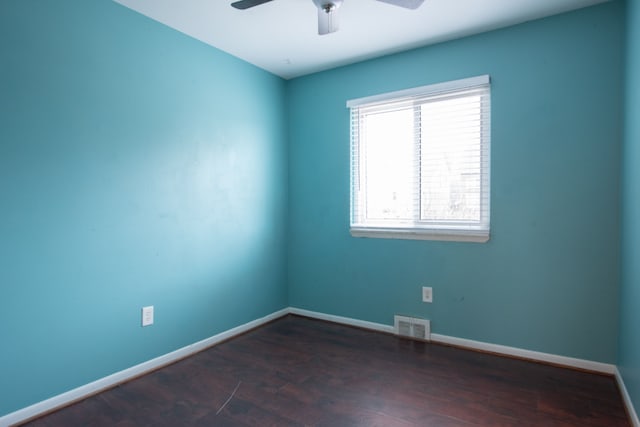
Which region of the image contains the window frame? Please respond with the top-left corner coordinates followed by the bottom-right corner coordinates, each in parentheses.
top-left (347, 75), bottom-right (491, 243)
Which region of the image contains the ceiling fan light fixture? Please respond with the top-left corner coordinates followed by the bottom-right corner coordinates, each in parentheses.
top-left (312, 0), bottom-right (343, 35)
top-left (231, 0), bottom-right (424, 36)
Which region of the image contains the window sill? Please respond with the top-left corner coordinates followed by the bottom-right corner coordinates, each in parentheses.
top-left (350, 227), bottom-right (490, 243)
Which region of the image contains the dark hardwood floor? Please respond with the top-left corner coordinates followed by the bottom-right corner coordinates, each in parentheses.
top-left (22, 315), bottom-right (630, 426)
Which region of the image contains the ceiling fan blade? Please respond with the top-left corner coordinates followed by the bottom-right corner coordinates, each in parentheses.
top-left (376, 0), bottom-right (424, 10)
top-left (317, 3), bottom-right (341, 35)
top-left (231, 0), bottom-right (274, 10)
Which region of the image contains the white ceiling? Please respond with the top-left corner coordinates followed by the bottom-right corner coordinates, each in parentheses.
top-left (113, 0), bottom-right (609, 79)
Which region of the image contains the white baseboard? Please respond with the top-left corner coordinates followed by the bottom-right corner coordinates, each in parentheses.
top-left (430, 334), bottom-right (616, 374)
top-left (289, 307), bottom-right (395, 334)
top-left (0, 308), bottom-right (289, 427)
top-left (1, 306), bottom-right (628, 427)
top-left (290, 307), bottom-right (616, 375)
top-left (616, 367), bottom-right (640, 427)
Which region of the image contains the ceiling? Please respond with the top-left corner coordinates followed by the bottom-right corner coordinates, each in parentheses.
top-left (113, 0), bottom-right (609, 79)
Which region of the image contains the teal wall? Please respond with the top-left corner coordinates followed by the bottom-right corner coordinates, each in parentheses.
top-left (619, 0), bottom-right (640, 416)
top-left (287, 2), bottom-right (624, 364)
top-left (0, 0), bottom-right (630, 419)
top-left (0, 0), bottom-right (288, 416)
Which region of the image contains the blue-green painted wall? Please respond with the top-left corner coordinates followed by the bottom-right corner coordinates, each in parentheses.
top-left (0, 0), bottom-right (288, 416)
top-left (0, 0), bottom-right (629, 419)
top-left (287, 2), bottom-right (624, 364)
top-left (619, 0), bottom-right (640, 416)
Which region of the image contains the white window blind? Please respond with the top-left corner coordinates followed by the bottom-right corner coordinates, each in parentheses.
top-left (348, 75), bottom-right (491, 242)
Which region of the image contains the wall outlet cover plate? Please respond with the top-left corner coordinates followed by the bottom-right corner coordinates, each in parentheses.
top-left (142, 306), bottom-right (154, 327)
top-left (422, 286), bottom-right (433, 303)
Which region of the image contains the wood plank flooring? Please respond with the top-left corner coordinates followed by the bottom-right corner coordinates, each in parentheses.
top-left (22, 315), bottom-right (630, 426)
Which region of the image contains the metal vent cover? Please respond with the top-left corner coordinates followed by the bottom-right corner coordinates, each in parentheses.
top-left (394, 315), bottom-right (431, 341)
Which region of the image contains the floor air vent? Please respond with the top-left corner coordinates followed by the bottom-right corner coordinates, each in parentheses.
top-left (394, 315), bottom-right (431, 341)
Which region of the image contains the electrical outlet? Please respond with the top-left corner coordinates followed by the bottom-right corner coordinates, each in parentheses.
top-left (142, 306), bottom-right (154, 327)
top-left (422, 287), bottom-right (433, 303)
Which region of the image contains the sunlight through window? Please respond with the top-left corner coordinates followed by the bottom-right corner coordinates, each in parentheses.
top-left (348, 76), bottom-right (491, 242)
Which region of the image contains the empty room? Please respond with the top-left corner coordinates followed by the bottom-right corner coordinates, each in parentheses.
top-left (2, 0), bottom-right (640, 425)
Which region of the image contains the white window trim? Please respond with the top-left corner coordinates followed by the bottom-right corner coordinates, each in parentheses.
top-left (346, 75), bottom-right (489, 108)
top-left (348, 75), bottom-right (491, 243)
top-left (350, 227), bottom-right (490, 243)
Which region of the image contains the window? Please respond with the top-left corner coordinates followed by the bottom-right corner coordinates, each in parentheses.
top-left (348, 75), bottom-right (491, 242)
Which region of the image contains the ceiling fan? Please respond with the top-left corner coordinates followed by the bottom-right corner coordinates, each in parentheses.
top-left (230, 0), bottom-right (425, 35)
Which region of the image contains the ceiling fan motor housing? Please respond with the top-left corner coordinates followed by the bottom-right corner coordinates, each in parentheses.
top-left (312, 0), bottom-right (343, 12)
